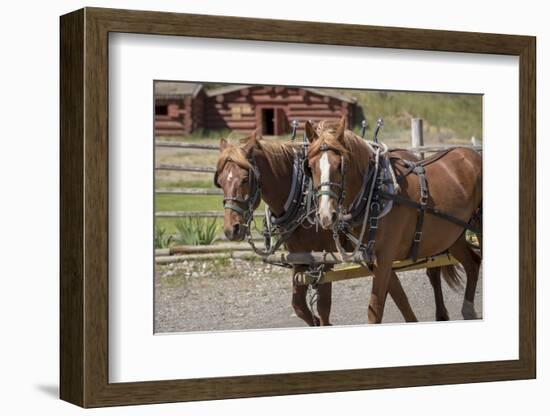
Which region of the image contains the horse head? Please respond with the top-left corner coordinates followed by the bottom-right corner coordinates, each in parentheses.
top-left (214, 131), bottom-right (262, 240)
top-left (305, 116), bottom-right (348, 229)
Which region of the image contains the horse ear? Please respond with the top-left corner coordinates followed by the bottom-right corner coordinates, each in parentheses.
top-left (219, 137), bottom-right (229, 151)
top-left (335, 115), bottom-right (347, 141)
top-left (305, 121), bottom-right (318, 143)
top-left (251, 129), bottom-right (263, 142)
top-left (241, 129), bottom-right (260, 154)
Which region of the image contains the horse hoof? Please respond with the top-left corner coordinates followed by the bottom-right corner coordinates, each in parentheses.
top-left (461, 300), bottom-right (478, 320)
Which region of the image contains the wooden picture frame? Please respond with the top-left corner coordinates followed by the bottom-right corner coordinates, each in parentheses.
top-left (60, 7), bottom-right (536, 408)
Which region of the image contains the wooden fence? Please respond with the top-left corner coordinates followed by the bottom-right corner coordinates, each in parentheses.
top-left (155, 118), bottom-right (480, 217)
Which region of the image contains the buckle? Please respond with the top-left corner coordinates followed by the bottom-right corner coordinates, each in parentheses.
top-left (413, 231), bottom-right (423, 242)
top-left (414, 165), bottom-right (425, 174)
top-left (370, 217), bottom-right (379, 229)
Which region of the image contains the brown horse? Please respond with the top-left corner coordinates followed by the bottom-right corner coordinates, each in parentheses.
top-left (215, 131), bottom-right (468, 325)
top-left (305, 117), bottom-right (482, 323)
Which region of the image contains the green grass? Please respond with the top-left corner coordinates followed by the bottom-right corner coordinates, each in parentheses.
top-left (338, 89), bottom-right (483, 142)
top-left (156, 195), bottom-right (223, 235)
top-left (156, 194), bottom-right (266, 212)
top-left (155, 179), bottom-right (217, 189)
top-left (156, 194), bottom-right (223, 211)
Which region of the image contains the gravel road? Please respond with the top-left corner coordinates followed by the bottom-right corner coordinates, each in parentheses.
top-left (154, 258), bottom-right (483, 333)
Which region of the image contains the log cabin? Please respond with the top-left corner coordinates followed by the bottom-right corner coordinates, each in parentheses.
top-left (154, 82), bottom-right (357, 136)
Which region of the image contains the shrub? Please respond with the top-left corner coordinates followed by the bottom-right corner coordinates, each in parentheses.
top-left (154, 225), bottom-right (173, 249)
top-left (173, 218), bottom-right (219, 245)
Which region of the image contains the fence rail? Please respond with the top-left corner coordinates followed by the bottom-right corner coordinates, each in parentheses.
top-left (156, 141), bottom-right (218, 150)
top-left (407, 144), bottom-right (482, 153)
top-left (155, 141), bottom-right (481, 155)
top-left (156, 164), bottom-right (216, 173)
top-left (154, 145), bottom-right (482, 175)
top-left (155, 187), bottom-right (222, 195)
top-left (156, 210), bottom-right (264, 218)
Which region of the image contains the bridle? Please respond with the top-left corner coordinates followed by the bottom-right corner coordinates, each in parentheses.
top-left (214, 155), bottom-right (261, 224)
top-left (214, 147), bottom-right (317, 261)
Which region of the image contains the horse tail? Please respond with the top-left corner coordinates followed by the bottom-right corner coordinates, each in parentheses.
top-left (441, 264), bottom-right (464, 292)
top-left (472, 202), bottom-right (482, 254)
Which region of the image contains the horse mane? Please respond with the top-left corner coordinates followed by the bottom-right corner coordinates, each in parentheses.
top-left (216, 138), bottom-right (295, 178)
top-left (308, 120), bottom-right (373, 177)
top-left (216, 144), bottom-right (253, 173)
top-left (255, 139), bottom-right (296, 178)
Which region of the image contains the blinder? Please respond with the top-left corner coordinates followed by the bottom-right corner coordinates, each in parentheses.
top-left (213, 170), bottom-right (221, 188)
top-left (302, 158), bottom-right (312, 178)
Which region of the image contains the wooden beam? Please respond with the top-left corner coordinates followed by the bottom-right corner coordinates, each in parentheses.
top-left (156, 251), bottom-right (254, 264)
top-left (168, 243), bottom-right (252, 255)
top-left (411, 118), bottom-right (424, 159)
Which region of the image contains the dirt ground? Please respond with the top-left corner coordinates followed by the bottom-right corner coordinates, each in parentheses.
top-left (154, 258), bottom-right (483, 333)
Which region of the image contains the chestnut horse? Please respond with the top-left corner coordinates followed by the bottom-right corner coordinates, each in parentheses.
top-left (305, 117), bottom-right (482, 323)
top-left (215, 131), bottom-right (468, 325)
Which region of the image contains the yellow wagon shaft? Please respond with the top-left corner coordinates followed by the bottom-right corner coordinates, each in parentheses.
top-left (292, 253), bottom-right (458, 285)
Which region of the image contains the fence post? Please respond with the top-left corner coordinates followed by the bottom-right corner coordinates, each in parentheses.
top-left (471, 136), bottom-right (478, 146)
top-left (411, 118), bottom-right (424, 159)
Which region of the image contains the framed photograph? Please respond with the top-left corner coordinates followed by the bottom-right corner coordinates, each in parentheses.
top-left (60, 7), bottom-right (536, 408)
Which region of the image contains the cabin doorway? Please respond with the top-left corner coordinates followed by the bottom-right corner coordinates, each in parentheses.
top-left (261, 108), bottom-right (275, 135)
top-left (260, 108), bottom-right (287, 136)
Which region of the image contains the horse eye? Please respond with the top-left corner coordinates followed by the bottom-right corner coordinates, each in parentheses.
top-left (242, 176), bottom-right (249, 183)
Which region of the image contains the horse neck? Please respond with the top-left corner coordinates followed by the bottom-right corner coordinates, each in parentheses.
top-left (343, 134), bottom-right (374, 206)
top-left (253, 144), bottom-right (294, 216)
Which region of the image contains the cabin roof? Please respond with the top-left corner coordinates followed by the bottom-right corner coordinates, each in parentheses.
top-left (154, 82), bottom-right (203, 98)
top-left (206, 85), bottom-right (357, 104)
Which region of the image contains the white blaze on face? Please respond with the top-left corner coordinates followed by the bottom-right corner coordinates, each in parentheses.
top-left (227, 170), bottom-right (233, 182)
top-left (318, 152), bottom-right (332, 221)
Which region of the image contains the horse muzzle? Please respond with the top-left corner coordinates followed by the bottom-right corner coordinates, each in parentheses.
top-left (224, 222), bottom-right (246, 241)
top-left (318, 210), bottom-right (338, 230)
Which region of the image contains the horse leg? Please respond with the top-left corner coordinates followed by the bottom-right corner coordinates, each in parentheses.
top-left (316, 282), bottom-right (333, 326)
top-left (426, 267), bottom-right (450, 321)
top-left (449, 241), bottom-right (482, 320)
top-left (387, 271), bottom-right (418, 322)
top-left (291, 269), bottom-right (318, 326)
top-left (368, 262), bottom-right (393, 324)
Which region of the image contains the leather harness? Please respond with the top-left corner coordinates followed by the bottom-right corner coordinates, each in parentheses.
top-left (318, 147), bottom-right (482, 266)
top-left (217, 142), bottom-right (480, 269)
